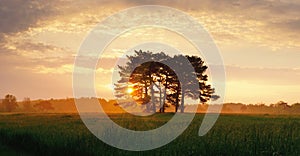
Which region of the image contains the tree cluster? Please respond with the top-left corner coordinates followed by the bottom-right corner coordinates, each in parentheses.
top-left (114, 50), bottom-right (219, 113)
top-left (1, 94), bottom-right (18, 112)
top-left (0, 95), bottom-right (54, 112)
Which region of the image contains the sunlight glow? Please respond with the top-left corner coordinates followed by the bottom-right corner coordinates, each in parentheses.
top-left (105, 84), bottom-right (114, 90)
top-left (127, 87), bottom-right (134, 94)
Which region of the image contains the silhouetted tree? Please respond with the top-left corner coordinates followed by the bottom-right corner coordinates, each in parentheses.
top-left (115, 50), bottom-right (171, 112)
top-left (3, 94), bottom-right (18, 112)
top-left (165, 55), bottom-right (218, 112)
top-left (22, 97), bottom-right (32, 111)
top-left (179, 55), bottom-right (218, 112)
top-left (115, 50), bottom-right (218, 113)
top-left (240, 105), bottom-right (247, 112)
top-left (275, 101), bottom-right (290, 109)
top-left (0, 99), bottom-right (4, 112)
top-left (34, 101), bottom-right (54, 112)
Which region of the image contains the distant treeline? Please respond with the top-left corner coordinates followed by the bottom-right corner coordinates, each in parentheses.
top-left (196, 101), bottom-right (300, 114)
top-left (0, 95), bottom-right (122, 113)
top-left (0, 95), bottom-right (299, 114)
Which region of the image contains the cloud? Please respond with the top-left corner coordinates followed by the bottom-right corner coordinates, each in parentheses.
top-left (223, 65), bottom-right (300, 86)
top-left (123, 0), bottom-right (300, 48)
top-left (0, 39), bottom-right (73, 65)
top-left (24, 64), bottom-right (73, 74)
top-left (0, 0), bottom-right (59, 38)
top-left (272, 19), bottom-right (300, 33)
top-left (1, 0), bottom-right (299, 51)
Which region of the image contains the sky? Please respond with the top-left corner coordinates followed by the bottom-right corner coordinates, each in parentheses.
top-left (0, 0), bottom-right (300, 104)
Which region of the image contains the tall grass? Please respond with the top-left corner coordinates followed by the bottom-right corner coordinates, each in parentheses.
top-left (0, 113), bottom-right (299, 155)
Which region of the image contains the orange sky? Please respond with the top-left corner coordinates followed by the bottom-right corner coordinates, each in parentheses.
top-left (0, 0), bottom-right (300, 104)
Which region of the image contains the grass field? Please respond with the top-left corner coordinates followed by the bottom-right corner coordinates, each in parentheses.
top-left (0, 113), bottom-right (299, 155)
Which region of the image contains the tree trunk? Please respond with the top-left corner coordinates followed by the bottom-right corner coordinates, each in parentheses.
top-left (162, 78), bottom-right (168, 113)
top-left (159, 81), bottom-right (162, 113)
top-left (162, 88), bottom-right (166, 113)
top-left (175, 102), bottom-right (179, 112)
top-left (144, 81), bottom-right (150, 112)
top-left (180, 89), bottom-right (185, 113)
top-left (175, 92), bottom-right (179, 113)
top-left (151, 84), bottom-right (156, 113)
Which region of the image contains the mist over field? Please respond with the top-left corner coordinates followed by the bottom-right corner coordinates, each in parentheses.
top-left (1, 98), bottom-right (300, 115)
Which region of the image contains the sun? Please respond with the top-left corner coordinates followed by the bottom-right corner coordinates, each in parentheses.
top-left (127, 87), bottom-right (134, 94)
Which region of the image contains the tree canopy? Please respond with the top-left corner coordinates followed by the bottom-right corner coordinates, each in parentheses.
top-left (3, 94), bottom-right (18, 112)
top-left (114, 50), bottom-right (219, 113)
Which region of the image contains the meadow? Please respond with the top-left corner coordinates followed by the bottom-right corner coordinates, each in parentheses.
top-left (0, 113), bottom-right (299, 156)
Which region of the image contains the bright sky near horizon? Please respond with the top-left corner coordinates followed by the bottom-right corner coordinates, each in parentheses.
top-left (0, 0), bottom-right (300, 104)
